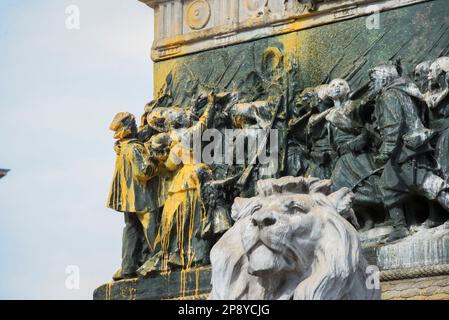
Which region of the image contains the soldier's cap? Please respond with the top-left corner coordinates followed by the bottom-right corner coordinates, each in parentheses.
top-left (300, 87), bottom-right (316, 96)
top-left (415, 60), bottom-right (432, 74)
top-left (369, 64), bottom-right (399, 79)
top-left (315, 84), bottom-right (330, 101)
top-left (109, 112), bottom-right (136, 132)
top-left (431, 56), bottom-right (449, 74)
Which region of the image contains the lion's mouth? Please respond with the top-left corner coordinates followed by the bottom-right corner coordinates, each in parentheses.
top-left (247, 242), bottom-right (278, 276)
top-left (247, 239), bottom-right (299, 277)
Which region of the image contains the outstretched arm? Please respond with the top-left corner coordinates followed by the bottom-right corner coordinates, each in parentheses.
top-left (307, 109), bottom-right (331, 133)
top-left (198, 92), bottom-right (217, 129)
top-left (163, 143), bottom-right (183, 172)
top-left (190, 92), bottom-right (217, 137)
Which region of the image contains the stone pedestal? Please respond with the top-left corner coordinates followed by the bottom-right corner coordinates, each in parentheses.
top-left (362, 222), bottom-right (449, 270)
top-left (362, 222), bottom-right (449, 300)
top-left (377, 223), bottom-right (449, 270)
top-left (95, 224), bottom-right (449, 300)
top-left (93, 267), bottom-right (212, 300)
top-left (382, 275), bottom-right (449, 300)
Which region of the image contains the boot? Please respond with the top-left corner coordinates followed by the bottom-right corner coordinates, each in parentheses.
top-left (437, 190), bottom-right (449, 212)
top-left (112, 268), bottom-right (136, 281)
top-left (419, 202), bottom-right (444, 230)
top-left (112, 268), bottom-right (123, 281)
top-left (387, 205), bottom-right (409, 243)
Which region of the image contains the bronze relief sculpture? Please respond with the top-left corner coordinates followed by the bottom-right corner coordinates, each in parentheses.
top-left (106, 52), bottom-right (449, 280)
top-left (92, 0), bottom-right (449, 301)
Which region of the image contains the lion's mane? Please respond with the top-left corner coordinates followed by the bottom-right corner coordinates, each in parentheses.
top-left (209, 177), bottom-right (380, 300)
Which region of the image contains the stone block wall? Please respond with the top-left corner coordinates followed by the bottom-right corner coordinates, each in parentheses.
top-left (382, 275), bottom-right (449, 300)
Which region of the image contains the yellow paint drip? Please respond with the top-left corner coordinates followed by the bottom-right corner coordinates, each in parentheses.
top-left (159, 161), bottom-right (207, 275)
top-left (195, 268), bottom-right (200, 297)
top-left (105, 282), bottom-right (112, 300)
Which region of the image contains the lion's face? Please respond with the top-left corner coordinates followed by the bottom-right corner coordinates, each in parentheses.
top-left (241, 194), bottom-right (325, 277)
top-left (210, 177), bottom-right (379, 300)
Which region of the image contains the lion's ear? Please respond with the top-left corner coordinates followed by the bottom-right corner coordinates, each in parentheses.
top-left (328, 188), bottom-right (360, 228)
top-left (231, 197), bottom-right (259, 221)
top-left (308, 179), bottom-right (332, 195)
top-left (328, 187), bottom-right (355, 215)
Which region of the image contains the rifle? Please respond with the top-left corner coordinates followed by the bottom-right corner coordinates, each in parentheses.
top-left (307, 108), bottom-right (333, 132)
top-left (288, 110), bottom-right (313, 132)
top-left (351, 166), bottom-right (384, 192)
top-left (236, 97), bottom-right (282, 189)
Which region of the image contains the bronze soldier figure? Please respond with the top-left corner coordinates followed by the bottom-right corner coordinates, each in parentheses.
top-left (427, 57), bottom-right (449, 183)
top-left (107, 112), bottom-right (158, 279)
top-left (326, 79), bottom-right (383, 231)
top-left (304, 84), bottom-right (336, 179)
top-left (369, 64), bottom-right (449, 242)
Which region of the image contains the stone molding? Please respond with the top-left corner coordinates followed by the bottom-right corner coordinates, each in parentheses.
top-left (381, 275), bottom-right (449, 300)
top-left (139, 0), bottom-right (430, 61)
top-left (381, 264), bottom-right (449, 282)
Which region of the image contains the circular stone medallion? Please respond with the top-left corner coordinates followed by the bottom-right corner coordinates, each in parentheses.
top-left (187, 0), bottom-right (211, 30)
top-left (244, 0), bottom-right (266, 12)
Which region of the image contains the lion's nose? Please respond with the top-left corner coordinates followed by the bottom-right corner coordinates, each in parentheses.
top-left (251, 212), bottom-right (277, 228)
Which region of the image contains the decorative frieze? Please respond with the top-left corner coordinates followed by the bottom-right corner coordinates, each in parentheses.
top-left (186, 0), bottom-right (211, 30)
top-left (139, 0), bottom-right (430, 61)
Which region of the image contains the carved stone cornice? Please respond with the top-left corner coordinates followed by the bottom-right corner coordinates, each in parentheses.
top-left (139, 0), bottom-right (430, 61)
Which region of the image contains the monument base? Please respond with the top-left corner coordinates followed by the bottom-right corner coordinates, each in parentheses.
top-left (94, 224), bottom-right (449, 300)
top-left (382, 275), bottom-right (449, 300)
top-left (93, 266), bottom-right (212, 300)
top-left (361, 222), bottom-right (449, 300)
top-left (362, 222), bottom-right (449, 270)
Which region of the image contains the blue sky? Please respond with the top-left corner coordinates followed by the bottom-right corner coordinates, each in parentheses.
top-left (0, 0), bottom-right (154, 299)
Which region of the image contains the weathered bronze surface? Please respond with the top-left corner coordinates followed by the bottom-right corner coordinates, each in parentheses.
top-left (97, 0), bottom-right (449, 299)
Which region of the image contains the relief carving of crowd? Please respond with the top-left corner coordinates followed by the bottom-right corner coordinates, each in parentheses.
top-left (107, 49), bottom-right (449, 280)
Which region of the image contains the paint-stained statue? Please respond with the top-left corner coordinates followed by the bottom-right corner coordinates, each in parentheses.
top-left (107, 41), bottom-right (449, 279)
top-left (92, 0), bottom-right (449, 303)
top-left (107, 112), bottom-right (159, 280)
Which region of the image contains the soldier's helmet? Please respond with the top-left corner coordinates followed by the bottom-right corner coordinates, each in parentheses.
top-left (165, 107), bottom-right (193, 130)
top-left (369, 64), bottom-right (400, 81)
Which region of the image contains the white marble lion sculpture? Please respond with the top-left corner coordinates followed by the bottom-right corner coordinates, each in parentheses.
top-left (209, 176), bottom-right (380, 300)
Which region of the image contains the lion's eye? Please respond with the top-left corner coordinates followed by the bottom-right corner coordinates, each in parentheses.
top-left (250, 204), bottom-right (262, 215)
top-left (287, 202), bottom-right (309, 215)
top-left (291, 205), bottom-right (305, 214)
